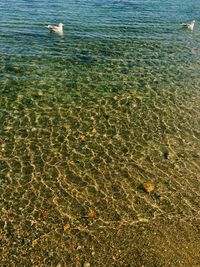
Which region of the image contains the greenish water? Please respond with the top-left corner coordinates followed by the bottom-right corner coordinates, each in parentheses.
top-left (0, 0), bottom-right (200, 266)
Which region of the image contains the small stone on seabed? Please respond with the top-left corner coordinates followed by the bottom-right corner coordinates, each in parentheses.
top-left (32, 239), bottom-right (38, 247)
top-left (31, 127), bottom-right (37, 132)
top-left (38, 91), bottom-right (43, 96)
top-left (84, 263), bottom-right (90, 267)
top-left (142, 182), bottom-right (155, 193)
top-left (0, 143), bottom-right (5, 151)
top-left (41, 210), bottom-right (49, 217)
top-left (63, 224), bottom-right (70, 232)
top-left (78, 134), bottom-right (86, 141)
top-left (91, 128), bottom-right (97, 135)
top-left (136, 95), bottom-right (143, 100)
top-left (87, 210), bottom-right (97, 218)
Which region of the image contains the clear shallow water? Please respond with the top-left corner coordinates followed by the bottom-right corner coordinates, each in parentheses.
top-left (0, 0), bottom-right (200, 266)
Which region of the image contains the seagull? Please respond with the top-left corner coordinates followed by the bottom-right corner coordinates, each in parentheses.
top-left (181, 20), bottom-right (195, 31)
top-left (46, 23), bottom-right (64, 34)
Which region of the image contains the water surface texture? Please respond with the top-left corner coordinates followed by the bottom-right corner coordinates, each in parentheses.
top-left (0, 0), bottom-right (200, 266)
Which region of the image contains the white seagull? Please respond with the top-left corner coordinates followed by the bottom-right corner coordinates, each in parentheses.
top-left (46, 23), bottom-right (64, 34)
top-left (181, 20), bottom-right (195, 31)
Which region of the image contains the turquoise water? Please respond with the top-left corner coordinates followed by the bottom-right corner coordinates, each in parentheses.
top-left (0, 0), bottom-right (200, 266)
top-left (1, 0), bottom-right (200, 92)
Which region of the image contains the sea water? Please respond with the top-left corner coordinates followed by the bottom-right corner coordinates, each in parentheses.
top-left (0, 0), bottom-right (200, 265)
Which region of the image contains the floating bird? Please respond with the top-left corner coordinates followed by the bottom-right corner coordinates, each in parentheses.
top-left (46, 23), bottom-right (64, 34)
top-left (181, 20), bottom-right (195, 31)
